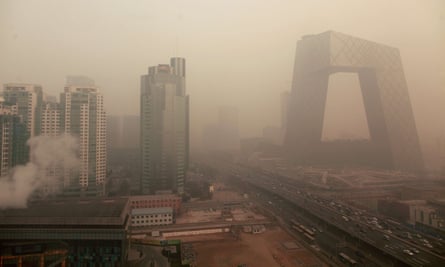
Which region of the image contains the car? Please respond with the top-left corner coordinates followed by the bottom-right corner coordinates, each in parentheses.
top-left (383, 235), bottom-right (390, 241)
top-left (403, 249), bottom-right (414, 256)
top-left (410, 248), bottom-right (420, 254)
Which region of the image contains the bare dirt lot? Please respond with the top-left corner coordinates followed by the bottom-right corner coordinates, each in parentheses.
top-left (192, 226), bottom-right (325, 267)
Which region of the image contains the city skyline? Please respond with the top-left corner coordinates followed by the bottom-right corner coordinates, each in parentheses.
top-left (1, 1), bottom-right (443, 146)
top-left (1, 2), bottom-right (445, 265)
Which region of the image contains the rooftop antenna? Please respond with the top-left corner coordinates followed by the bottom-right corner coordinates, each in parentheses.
top-left (175, 1), bottom-right (181, 57)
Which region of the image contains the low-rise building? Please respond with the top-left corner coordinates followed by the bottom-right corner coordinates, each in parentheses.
top-left (410, 204), bottom-right (445, 231)
top-left (0, 198), bottom-right (131, 266)
top-left (131, 207), bottom-right (173, 227)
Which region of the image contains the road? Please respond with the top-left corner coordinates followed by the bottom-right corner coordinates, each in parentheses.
top-left (200, 157), bottom-right (445, 266)
top-left (243, 171), bottom-right (445, 266)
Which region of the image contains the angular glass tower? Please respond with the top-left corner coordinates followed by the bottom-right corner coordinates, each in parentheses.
top-left (140, 58), bottom-right (189, 194)
top-left (285, 31), bottom-right (424, 171)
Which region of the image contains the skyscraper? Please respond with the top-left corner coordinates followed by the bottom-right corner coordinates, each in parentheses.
top-left (0, 98), bottom-right (28, 177)
top-left (38, 99), bottom-right (63, 196)
top-left (140, 57), bottom-right (189, 195)
top-left (40, 101), bottom-right (60, 137)
top-left (3, 83), bottom-right (43, 138)
top-left (60, 85), bottom-right (107, 195)
top-left (285, 31), bottom-right (424, 171)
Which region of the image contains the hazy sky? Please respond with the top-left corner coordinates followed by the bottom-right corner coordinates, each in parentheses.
top-left (1, 0), bottom-right (444, 152)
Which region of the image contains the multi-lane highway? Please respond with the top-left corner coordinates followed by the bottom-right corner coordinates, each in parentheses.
top-left (235, 167), bottom-right (445, 267)
top-left (199, 156), bottom-right (445, 267)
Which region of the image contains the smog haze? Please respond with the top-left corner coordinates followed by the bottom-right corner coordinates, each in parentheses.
top-left (1, 0), bottom-right (444, 165)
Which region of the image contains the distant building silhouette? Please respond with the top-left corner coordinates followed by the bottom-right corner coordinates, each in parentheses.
top-left (107, 115), bottom-right (123, 151)
top-left (201, 106), bottom-right (240, 152)
top-left (285, 31), bottom-right (424, 171)
top-left (140, 57), bottom-right (189, 195)
top-left (122, 115), bottom-right (140, 149)
top-left (281, 91), bottom-right (290, 131)
top-left (66, 75), bottom-right (95, 87)
top-left (38, 100), bottom-right (63, 196)
top-left (107, 114), bottom-right (140, 152)
top-left (262, 126), bottom-right (283, 145)
top-left (262, 92), bottom-right (289, 146)
top-left (218, 106), bottom-right (240, 151)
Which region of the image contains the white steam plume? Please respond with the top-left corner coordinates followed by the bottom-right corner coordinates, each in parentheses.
top-left (0, 134), bottom-right (79, 209)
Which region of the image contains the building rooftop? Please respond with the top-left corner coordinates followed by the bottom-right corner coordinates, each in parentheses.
top-left (0, 198), bottom-right (130, 227)
top-left (131, 207), bottom-right (173, 216)
top-left (129, 194), bottom-right (181, 201)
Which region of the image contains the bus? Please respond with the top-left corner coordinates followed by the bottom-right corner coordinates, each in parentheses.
top-left (292, 225), bottom-right (304, 233)
top-left (303, 227), bottom-right (315, 236)
top-left (299, 224), bottom-right (315, 236)
top-left (338, 252), bottom-right (358, 266)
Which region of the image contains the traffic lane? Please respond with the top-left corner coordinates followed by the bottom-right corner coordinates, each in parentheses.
top-left (244, 177), bottom-right (445, 266)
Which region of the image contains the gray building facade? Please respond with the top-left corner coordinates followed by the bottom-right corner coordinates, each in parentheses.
top-left (140, 58), bottom-right (189, 194)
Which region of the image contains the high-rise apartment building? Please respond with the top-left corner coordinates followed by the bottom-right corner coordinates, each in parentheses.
top-left (60, 85), bottom-right (107, 195)
top-left (0, 98), bottom-right (28, 177)
top-left (3, 83), bottom-right (43, 138)
top-left (140, 57), bottom-right (189, 195)
top-left (40, 101), bottom-right (60, 137)
top-left (38, 100), bottom-right (63, 195)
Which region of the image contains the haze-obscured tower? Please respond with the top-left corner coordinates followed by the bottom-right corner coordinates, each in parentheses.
top-left (281, 91), bottom-right (290, 131)
top-left (140, 57), bottom-right (189, 194)
top-left (66, 75), bottom-right (96, 87)
top-left (218, 106), bottom-right (240, 151)
top-left (285, 31), bottom-right (424, 171)
top-left (60, 84), bottom-right (107, 195)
